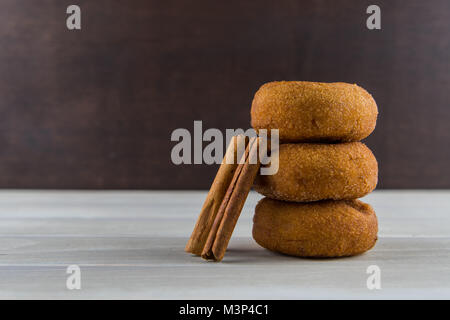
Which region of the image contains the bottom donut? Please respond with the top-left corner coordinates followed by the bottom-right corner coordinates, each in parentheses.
top-left (253, 198), bottom-right (378, 258)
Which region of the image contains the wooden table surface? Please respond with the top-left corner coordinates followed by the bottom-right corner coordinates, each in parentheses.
top-left (0, 190), bottom-right (449, 299)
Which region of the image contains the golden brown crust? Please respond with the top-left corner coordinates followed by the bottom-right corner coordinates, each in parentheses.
top-left (252, 198), bottom-right (378, 257)
top-left (251, 81), bottom-right (378, 142)
top-left (254, 142), bottom-right (378, 202)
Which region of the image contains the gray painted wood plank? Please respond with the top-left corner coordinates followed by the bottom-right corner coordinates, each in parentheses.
top-left (0, 190), bottom-right (449, 299)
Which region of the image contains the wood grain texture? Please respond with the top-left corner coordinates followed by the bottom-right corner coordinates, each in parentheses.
top-left (0, 1), bottom-right (449, 189)
top-left (0, 190), bottom-right (449, 299)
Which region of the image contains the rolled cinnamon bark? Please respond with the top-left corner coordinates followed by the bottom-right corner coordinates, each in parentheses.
top-left (202, 137), bottom-right (260, 261)
top-left (185, 135), bottom-right (245, 255)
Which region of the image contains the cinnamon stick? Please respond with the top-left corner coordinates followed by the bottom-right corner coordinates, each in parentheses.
top-left (185, 135), bottom-right (246, 255)
top-left (201, 136), bottom-right (260, 261)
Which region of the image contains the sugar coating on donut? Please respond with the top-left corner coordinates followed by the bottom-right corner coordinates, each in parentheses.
top-left (254, 142), bottom-right (378, 202)
top-left (252, 198), bottom-right (378, 257)
top-left (251, 81), bottom-right (378, 142)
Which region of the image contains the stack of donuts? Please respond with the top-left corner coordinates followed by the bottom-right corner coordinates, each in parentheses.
top-left (250, 81), bottom-right (379, 257)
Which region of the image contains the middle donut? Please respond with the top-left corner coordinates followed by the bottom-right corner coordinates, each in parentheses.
top-left (254, 142), bottom-right (378, 202)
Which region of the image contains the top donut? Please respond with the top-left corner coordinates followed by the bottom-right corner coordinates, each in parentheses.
top-left (251, 81), bottom-right (378, 142)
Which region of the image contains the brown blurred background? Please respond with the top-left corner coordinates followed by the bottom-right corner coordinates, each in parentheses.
top-left (0, 0), bottom-right (449, 189)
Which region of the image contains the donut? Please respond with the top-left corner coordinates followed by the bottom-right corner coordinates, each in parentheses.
top-left (253, 197), bottom-right (378, 257)
top-left (254, 142), bottom-right (378, 202)
top-left (251, 81), bottom-right (378, 142)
